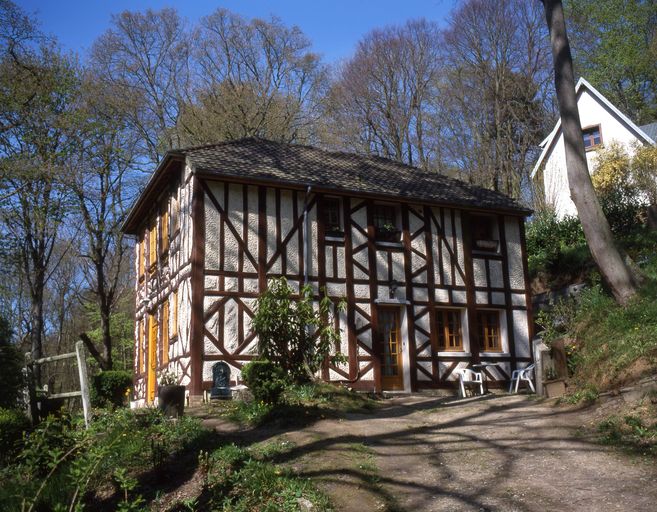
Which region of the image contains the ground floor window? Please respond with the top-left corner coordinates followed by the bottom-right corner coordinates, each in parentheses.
top-left (436, 309), bottom-right (463, 351)
top-left (477, 310), bottom-right (501, 352)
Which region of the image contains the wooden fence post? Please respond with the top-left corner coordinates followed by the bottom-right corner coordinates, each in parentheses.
top-left (76, 340), bottom-right (92, 428)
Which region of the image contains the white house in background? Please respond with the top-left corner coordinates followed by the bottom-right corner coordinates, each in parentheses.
top-left (532, 77), bottom-right (656, 218)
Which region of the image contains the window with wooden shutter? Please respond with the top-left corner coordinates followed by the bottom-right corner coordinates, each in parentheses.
top-left (172, 290), bottom-right (178, 339)
top-left (136, 319), bottom-right (142, 374)
top-left (172, 192), bottom-right (180, 234)
top-left (160, 202), bottom-right (169, 255)
top-left (149, 217), bottom-right (157, 272)
top-left (436, 309), bottom-right (463, 351)
top-left (138, 235), bottom-right (145, 278)
top-left (162, 300), bottom-right (169, 365)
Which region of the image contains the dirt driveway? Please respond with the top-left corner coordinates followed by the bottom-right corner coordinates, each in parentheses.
top-left (231, 394), bottom-right (657, 512)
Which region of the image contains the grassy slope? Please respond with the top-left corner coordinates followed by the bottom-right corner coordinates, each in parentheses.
top-left (533, 225), bottom-right (657, 393)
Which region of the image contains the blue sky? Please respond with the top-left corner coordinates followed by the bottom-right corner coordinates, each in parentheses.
top-left (17, 0), bottom-right (457, 63)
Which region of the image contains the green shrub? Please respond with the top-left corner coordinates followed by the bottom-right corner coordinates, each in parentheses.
top-left (252, 277), bottom-right (346, 383)
top-left (203, 443), bottom-right (332, 511)
top-left (0, 407), bottom-right (30, 465)
top-left (526, 211), bottom-right (587, 279)
top-left (241, 360), bottom-right (287, 404)
top-left (0, 407), bottom-right (208, 511)
top-left (0, 317), bottom-right (24, 409)
top-left (91, 370), bottom-right (133, 409)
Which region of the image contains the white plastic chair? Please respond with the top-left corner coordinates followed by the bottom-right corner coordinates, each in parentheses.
top-left (458, 368), bottom-right (484, 398)
top-left (509, 363), bottom-right (536, 393)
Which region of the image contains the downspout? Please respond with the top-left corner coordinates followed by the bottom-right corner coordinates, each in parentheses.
top-left (303, 185), bottom-right (313, 285)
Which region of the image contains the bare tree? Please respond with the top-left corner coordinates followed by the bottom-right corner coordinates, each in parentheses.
top-left (91, 8), bottom-right (191, 165)
top-left (69, 76), bottom-right (139, 370)
top-left (541, 0), bottom-right (640, 304)
top-left (440, 0), bottom-right (552, 199)
top-left (177, 9), bottom-right (327, 145)
top-left (323, 19), bottom-right (442, 170)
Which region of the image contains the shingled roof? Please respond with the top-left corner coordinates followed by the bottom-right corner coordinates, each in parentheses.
top-left (183, 138), bottom-right (529, 213)
top-left (123, 138), bottom-right (530, 233)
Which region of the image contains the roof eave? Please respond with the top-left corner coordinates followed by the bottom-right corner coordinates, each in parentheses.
top-left (121, 152), bottom-right (185, 235)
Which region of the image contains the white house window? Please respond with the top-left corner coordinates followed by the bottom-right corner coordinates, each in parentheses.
top-left (582, 125), bottom-right (602, 150)
top-left (471, 214), bottom-right (499, 253)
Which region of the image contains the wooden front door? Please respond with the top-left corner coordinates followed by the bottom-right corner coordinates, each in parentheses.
top-left (147, 313), bottom-right (158, 403)
top-left (378, 308), bottom-right (404, 391)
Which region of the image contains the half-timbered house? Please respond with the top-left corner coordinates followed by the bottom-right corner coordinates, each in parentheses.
top-left (122, 138), bottom-right (533, 405)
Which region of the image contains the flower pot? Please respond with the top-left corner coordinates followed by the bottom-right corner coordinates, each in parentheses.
top-left (158, 385), bottom-right (185, 417)
top-left (543, 379), bottom-right (566, 398)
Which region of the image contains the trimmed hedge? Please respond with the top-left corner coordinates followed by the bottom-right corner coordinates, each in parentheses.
top-left (241, 360), bottom-right (287, 404)
top-left (91, 370), bottom-right (133, 409)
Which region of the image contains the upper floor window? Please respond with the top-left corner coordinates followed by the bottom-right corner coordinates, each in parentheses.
top-left (583, 125), bottom-right (602, 150)
top-left (323, 197), bottom-right (343, 237)
top-left (471, 214), bottom-right (499, 252)
top-left (171, 192), bottom-right (180, 234)
top-left (373, 204), bottom-right (400, 242)
top-left (477, 310), bottom-right (502, 352)
top-left (436, 309), bottom-right (463, 352)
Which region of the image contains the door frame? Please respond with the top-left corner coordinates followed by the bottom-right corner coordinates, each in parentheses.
top-left (376, 306), bottom-right (405, 391)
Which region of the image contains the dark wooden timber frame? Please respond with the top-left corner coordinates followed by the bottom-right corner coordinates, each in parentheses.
top-left (189, 176), bottom-right (205, 396)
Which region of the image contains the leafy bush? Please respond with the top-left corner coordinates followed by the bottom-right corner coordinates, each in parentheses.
top-left (252, 277), bottom-right (346, 383)
top-left (526, 210), bottom-right (587, 279)
top-left (0, 317), bottom-right (24, 409)
top-left (0, 407), bottom-right (30, 466)
top-left (241, 360), bottom-right (287, 404)
top-left (0, 407), bottom-right (207, 511)
top-left (202, 442), bottom-right (332, 511)
top-left (91, 370), bottom-right (133, 409)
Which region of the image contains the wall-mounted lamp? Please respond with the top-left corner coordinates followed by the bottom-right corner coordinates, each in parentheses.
top-left (389, 279), bottom-right (399, 299)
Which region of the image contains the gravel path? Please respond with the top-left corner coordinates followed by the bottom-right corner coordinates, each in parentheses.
top-left (262, 394), bottom-right (657, 512)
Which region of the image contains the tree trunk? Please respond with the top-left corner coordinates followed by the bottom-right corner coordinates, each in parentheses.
top-left (541, 0), bottom-right (640, 305)
top-left (99, 298), bottom-right (113, 370)
top-left (30, 287), bottom-right (44, 386)
top-left (79, 332), bottom-right (110, 371)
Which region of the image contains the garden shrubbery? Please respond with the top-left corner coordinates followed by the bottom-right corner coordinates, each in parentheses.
top-left (0, 407), bottom-right (30, 466)
top-left (526, 210), bottom-right (589, 281)
top-left (241, 360), bottom-right (287, 404)
top-left (91, 370), bottom-right (133, 409)
top-left (0, 407), bottom-right (207, 511)
top-left (200, 442), bottom-right (332, 511)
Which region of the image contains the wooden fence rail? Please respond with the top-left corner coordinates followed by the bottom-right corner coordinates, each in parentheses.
top-left (25, 340), bottom-right (91, 427)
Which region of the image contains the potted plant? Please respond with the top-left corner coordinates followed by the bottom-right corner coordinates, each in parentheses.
top-left (158, 370), bottom-right (185, 417)
top-left (542, 367), bottom-right (566, 398)
top-left (376, 222), bottom-right (400, 243)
